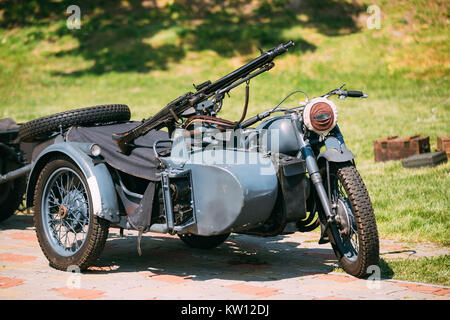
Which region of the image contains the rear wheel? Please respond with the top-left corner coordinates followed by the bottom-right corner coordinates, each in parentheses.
top-left (34, 157), bottom-right (109, 271)
top-left (325, 164), bottom-right (379, 278)
top-left (178, 233), bottom-right (230, 249)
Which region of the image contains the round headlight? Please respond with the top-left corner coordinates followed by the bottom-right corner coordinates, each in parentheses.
top-left (303, 97), bottom-right (338, 136)
top-left (89, 144), bottom-right (101, 157)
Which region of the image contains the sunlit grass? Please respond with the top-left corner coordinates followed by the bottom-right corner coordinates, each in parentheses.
top-left (335, 255), bottom-right (450, 286)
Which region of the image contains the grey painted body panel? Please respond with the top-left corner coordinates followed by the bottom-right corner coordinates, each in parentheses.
top-left (164, 132), bottom-right (279, 236)
top-left (26, 142), bottom-right (122, 224)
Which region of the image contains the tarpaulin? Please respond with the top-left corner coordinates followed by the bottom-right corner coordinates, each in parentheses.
top-left (67, 122), bottom-right (169, 181)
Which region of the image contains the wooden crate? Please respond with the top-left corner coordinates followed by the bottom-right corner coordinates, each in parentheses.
top-left (437, 136), bottom-right (450, 159)
top-left (374, 135), bottom-right (430, 162)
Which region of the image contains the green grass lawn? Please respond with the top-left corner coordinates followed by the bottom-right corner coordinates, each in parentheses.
top-left (334, 255), bottom-right (450, 286)
top-left (0, 0), bottom-right (449, 247)
top-left (379, 255), bottom-right (450, 286)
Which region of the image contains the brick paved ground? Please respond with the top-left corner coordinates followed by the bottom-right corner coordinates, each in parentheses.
top-left (0, 215), bottom-right (449, 300)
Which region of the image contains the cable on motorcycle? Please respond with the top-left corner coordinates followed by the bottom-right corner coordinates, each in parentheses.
top-left (270, 90), bottom-right (310, 113)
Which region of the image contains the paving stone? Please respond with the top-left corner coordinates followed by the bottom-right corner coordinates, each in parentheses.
top-left (51, 287), bottom-right (106, 300)
top-left (0, 276), bottom-right (25, 289)
top-left (0, 215), bottom-right (448, 300)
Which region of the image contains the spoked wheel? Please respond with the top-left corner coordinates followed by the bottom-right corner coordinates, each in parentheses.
top-left (178, 233), bottom-right (230, 249)
top-left (34, 156), bottom-right (109, 271)
top-left (325, 163), bottom-right (379, 278)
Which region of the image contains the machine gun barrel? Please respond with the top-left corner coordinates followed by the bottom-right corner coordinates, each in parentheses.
top-left (203, 40), bottom-right (294, 95)
top-left (112, 41), bottom-right (295, 155)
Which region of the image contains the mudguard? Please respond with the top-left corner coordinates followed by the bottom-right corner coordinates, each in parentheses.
top-left (26, 142), bottom-right (121, 224)
top-left (317, 136), bottom-right (355, 163)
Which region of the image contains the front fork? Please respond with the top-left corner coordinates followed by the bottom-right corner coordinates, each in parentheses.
top-left (290, 114), bottom-right (336, 235)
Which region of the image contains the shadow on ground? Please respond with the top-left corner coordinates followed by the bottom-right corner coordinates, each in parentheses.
top-left (87, 229), bottom-right (338, 282)
top-left (0, 0), bottom-right (365, 75)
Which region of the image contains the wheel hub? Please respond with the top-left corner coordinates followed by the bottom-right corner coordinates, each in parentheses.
top-left (58, 205), bottom-right (68, 219)
top-left (335, 198), bottom-right (355, 236)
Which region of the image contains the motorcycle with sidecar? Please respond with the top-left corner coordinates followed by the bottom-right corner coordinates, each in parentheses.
top-left (2, 41), bottom-right (379, 278)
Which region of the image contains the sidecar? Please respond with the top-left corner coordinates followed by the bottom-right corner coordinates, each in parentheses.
top-left (24, 118), bottom-right (310, 271)
top-left (0, 105), bottom-right (131, 224)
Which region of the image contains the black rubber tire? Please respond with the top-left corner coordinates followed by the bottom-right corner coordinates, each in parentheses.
top-left (19, 104), bottom-right (131, 142)
top-left (178, 233), bottom-right (230, 249)
top-left (33, 156), bottom-right (109, 271)
top-left (327, 164), bottom-right (379, 278)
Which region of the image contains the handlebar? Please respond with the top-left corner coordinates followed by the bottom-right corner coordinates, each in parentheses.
top-left (324, 89), bottom-right (367, 99)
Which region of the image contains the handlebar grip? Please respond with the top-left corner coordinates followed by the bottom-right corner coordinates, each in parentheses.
top-left (346, 90), bottom-right (364, 98)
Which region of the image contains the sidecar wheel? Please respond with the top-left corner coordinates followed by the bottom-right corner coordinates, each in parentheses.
top-left (33, 156), bottom-right (109, 271)
top-left (326, 164), bottom-right (379, 278)
top-left (178, 233), bottom-right (230, 249)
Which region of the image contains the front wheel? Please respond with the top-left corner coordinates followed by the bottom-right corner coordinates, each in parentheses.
top-left (33, 156), bottom-right (109, 271)
top-left (325, 164), bottom-right (379, 278)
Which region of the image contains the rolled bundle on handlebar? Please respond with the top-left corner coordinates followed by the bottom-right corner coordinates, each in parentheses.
top-left (112, 41), bottom-right (295, 155)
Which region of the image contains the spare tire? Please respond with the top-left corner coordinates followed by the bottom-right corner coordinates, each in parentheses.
top-left (19, 104), bottom-right (131, 142)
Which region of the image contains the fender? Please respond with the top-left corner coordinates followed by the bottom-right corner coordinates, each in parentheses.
top-left (26, 142), bottom-right (121, 223)
top-left (317, 136), bottom-right (355, 164)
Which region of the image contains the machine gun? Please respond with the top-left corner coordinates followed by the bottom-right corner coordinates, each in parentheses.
top-left (112, 41), bottom-right (295, 155)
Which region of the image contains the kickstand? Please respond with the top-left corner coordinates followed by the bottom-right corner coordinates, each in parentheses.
top-left (137, 227), bottom-right (144, 256)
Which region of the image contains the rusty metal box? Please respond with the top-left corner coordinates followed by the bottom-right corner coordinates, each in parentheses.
top-left (374, 135), bottom-right (430, 162)
top-left (402, 151), bottom-right (447, 168)
top-left (437, 136), bottom-right (450, 159)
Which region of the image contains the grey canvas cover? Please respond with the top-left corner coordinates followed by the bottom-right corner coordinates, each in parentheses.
top-left (66, 122), bottom-right (169, 181)
top-left (0, 118), bottom-right (19, 131)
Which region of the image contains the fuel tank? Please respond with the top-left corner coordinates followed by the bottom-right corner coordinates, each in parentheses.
top-left (256, 115), bottom-right (300, 156)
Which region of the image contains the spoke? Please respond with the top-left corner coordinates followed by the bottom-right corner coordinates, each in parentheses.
top-left (49, 189), bottom-right (60, 205)
top-left (55, 178), bottom-right (66, 203)
top-left (63, 218), bottom-right (78, 235)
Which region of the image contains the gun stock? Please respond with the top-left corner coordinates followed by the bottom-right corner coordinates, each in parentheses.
top-left (111, 131), bottom-right (133, 155)
top-left (112, 92), bottom-right (195, 155)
